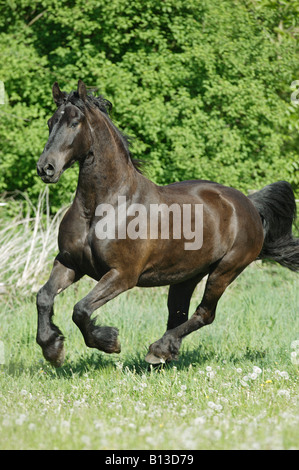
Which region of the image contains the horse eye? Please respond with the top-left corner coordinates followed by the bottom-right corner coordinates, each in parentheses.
top-left (71, 122), bottom-right (79, 128)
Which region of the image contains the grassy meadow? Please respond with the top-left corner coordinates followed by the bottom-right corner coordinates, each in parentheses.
top-left (0, 196), bottom-right (298, 450)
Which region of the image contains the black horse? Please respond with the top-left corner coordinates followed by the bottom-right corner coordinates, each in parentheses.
top-left (36, 80), bottom-right (299, 367)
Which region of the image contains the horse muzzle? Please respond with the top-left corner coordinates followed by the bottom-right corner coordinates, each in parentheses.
top-left (37, 160), bottom-right (60, 183)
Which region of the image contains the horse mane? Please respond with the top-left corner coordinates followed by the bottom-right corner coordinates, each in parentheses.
top-left (65, 90), bottom-right (143, 173)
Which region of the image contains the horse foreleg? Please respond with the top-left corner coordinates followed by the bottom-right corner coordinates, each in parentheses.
top-left (72, 269), bottom-right (135, 354)
top-left (36, 255), bottom-right (81, 367)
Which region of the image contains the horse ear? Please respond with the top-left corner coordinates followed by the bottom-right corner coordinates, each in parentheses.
top-left (52, 82), bottom-right (65, 106)
top-left (77, 80), bottom-right (87, 102)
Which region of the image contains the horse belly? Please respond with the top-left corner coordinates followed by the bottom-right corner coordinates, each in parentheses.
top-left (137, 266), bottom-right (207, 287)
top-left (136, 236), bottom-right (219, 287)
top-left (135, 200), bottom-right (236, 287)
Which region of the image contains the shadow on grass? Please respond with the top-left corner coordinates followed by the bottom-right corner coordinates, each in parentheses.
top-left (3, 344), bottom-right (268, 379)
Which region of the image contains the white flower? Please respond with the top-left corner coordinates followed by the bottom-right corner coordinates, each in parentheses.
top-left (81, 435), bottom-right (91, 446)
top-left (15, 414), bottom-right (26, 426)
top-left (61, 420), bottom-right (70, 430)
top-left (277, 389), bottom-right (290, 398)
top-left (279, 371), bottom-right (289, 379)
top-left (207, 401), bottom-right (222, 412)
top-left (2, 417), bottom-right (10, 427)
top-left (207, 371), bottom-right (216, 379)
top-left (194, 416), bottom-right (206, 425)
top-left (236, 368), bottom-right (242, 374)
top-left (291, 351), bottom-right (299, 365)
top-left (240, 380), bottom-right (249, 387)
top-left (206, 366), bottom-right (212, 372)
top-left (253, 366), bottom-right (262, 374)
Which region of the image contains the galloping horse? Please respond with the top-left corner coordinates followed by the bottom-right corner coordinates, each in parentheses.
top-left (36, 80), bottom-right (299, 367)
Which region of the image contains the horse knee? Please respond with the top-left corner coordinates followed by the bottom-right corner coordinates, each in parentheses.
top-left (36, 287), bottom-right (53, 309)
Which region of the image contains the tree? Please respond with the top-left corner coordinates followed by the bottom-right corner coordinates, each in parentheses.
top-left (0, 0), bottom-right (298, 211)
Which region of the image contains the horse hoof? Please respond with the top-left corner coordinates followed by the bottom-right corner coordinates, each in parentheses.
top-left (145, 352), bottom-right (165, 365)
top-left (43, 336), bottom-right (65, 368)
top-left (111, 337), bottom-right (121, 354)
top-left (49, 349), bottom-right (65, 368)
top-left (88, 326), bottom-right (121, 354)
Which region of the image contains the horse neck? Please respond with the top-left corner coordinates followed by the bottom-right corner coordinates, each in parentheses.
top-left (75, 110), bottom-right (137, 216)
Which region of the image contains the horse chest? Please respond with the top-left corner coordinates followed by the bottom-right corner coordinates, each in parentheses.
top-left (58, 214), bottom-right (106, 280)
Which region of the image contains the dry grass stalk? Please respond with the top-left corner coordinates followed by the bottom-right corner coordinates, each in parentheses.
top-left (0, 188), bottom-right (67, 294)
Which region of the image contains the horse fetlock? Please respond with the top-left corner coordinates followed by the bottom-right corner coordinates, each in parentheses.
top-left (72, 303), bottom-right (87, 327)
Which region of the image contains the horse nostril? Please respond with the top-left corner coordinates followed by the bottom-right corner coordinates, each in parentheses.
top-left (44, 163), bottom-right (55, 176)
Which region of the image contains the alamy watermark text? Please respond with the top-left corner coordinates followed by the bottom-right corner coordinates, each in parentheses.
top-left (95, 197), bottom-right (203, 250)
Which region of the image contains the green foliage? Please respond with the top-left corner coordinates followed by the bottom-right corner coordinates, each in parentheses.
top-left (0, 0), bottom-right (299, 210)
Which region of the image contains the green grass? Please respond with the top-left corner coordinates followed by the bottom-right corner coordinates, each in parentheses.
top-left (0, 262), bottom-right (298, 450)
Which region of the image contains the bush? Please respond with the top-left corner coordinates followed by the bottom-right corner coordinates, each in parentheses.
top-left (0, 0), bottom-right (298, 211)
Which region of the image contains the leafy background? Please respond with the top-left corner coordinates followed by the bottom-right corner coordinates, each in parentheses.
top-left (1, 0), bottom-right (299, 211)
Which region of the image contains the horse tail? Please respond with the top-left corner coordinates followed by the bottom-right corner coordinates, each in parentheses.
top-left (248, 181), bottom-right (299, 272)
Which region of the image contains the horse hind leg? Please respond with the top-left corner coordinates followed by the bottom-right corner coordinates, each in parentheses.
top-left (145, 253), bottom-right (250, 364)
top-left (166, 274), bottom-right (206, 330)
top-left (145, 273), bottom-right (205, 364)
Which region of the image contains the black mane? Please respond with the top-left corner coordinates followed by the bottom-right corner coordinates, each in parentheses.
top-left (67, 90), bottom-right (112, 115)
top-left (65, 90), bottom-right (142, 173)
